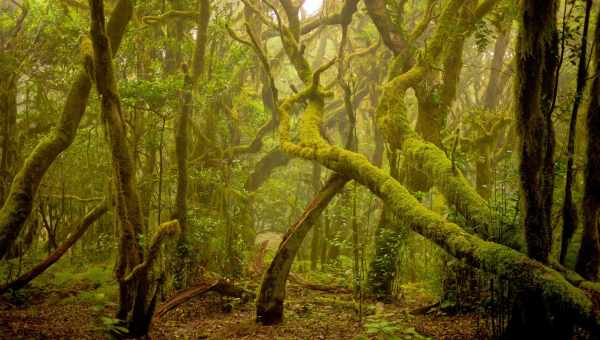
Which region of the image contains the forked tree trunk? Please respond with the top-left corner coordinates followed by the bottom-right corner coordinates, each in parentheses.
top-left (256, 174), bottom-right (348, 325)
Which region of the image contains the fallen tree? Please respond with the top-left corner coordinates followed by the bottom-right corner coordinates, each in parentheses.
top-left (154, 278), bottom-right (255, 320)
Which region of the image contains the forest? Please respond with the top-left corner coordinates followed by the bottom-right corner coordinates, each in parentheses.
top-left (1, 0), bottom-right (600, 338)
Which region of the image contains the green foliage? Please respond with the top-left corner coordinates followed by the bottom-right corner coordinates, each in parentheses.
top-left (363, 314), bottom-right (431, 340)
top-left (98, 316), bottom-right (129, 337)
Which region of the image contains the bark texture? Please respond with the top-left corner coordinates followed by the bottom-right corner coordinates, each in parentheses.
top-left (515, 0), bottom-right (558, 263)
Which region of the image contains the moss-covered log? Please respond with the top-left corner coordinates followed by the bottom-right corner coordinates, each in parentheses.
top-left (0, 0), bottom-right (132, 259)
top-left (256, 174), bottom-right (348, 325)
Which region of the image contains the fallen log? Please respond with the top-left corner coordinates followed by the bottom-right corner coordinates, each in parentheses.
top-left (288, 273), bottom-right (352, 294)
top-left (154, 279), bottom-right (255, 319)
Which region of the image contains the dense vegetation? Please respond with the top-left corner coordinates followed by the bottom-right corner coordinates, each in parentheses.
top-left (1, 0), bottom-right (600, 338)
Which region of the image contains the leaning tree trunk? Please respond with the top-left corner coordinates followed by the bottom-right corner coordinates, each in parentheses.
top-left (275, 74), bottom-right (600, 334)
top-left (576, 6), bottom-right (600, 282)
top-left (256, 174), bottom-right (348, 325)
top-left (0, 199), bottom-right (107, 294)
top-left (0, 0), bottom-right (132, 259)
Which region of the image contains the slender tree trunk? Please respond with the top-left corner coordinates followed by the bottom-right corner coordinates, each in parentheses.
top-left (310, 163), bottom-right (322, 271)
top-left (173, 0), bottom-right (210, 288)
top-left (483, 28), bottom-right (510, 110)
top-left (560, 0), bottom-right (592, 265)
top-left (0, 72), bottom-right (17, 206)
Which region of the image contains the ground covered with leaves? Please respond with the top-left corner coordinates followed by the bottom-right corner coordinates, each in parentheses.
top-left (0, 264), bottom-right (488, 339)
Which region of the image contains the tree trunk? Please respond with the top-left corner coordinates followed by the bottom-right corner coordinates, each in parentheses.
top-left (483, 28), bottom-right (510, 110)
top-left (560, 0), bottom-right (592, 265)
top-left (172, 0), bottom-right (210, 289)
top-left (310, 163), bottom-right (322, 271)
top-left (88, 1), bottom-right (179, 336)
top-left (515, 0), bottom-right (558, 264)
top-left (0, 70), bottom-right (17, 206)
top-left (576, 6), bottom-right (600, 281)
top-left (256, 174), bottom-right (348, 325)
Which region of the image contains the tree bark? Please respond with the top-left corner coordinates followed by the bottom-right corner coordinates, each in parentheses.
top-left (515, 0), bottom-right (558, 264)
top-left (560, 0), bottom-right (592, 265)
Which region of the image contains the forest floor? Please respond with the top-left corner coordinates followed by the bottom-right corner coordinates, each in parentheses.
top-left (0, 273), bottom-right (487, 340)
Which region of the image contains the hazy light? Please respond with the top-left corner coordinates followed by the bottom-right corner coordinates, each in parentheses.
top-left (302, 0), bottom-right (323, 16)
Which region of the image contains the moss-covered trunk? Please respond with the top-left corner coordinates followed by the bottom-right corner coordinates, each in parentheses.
top-left (0, 69), bottom-right (17, 206)
top-left (89, 1), bottom-right (180, 336)
top-left (515, 0), bottom-right (558, 264)
top-left (173, 0), bottom-right (210, 289)
top-left (256, 174), bottom-right (348, 325)
top-left (576, 7), bottom-right (600, 281)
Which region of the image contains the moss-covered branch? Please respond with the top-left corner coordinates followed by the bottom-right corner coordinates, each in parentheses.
top-left (0, 0), bottom-right (132, 259)
top-left (275, 54), bottom-right (600, 333)
top-left (122, 220), bottom-right (180, 283)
